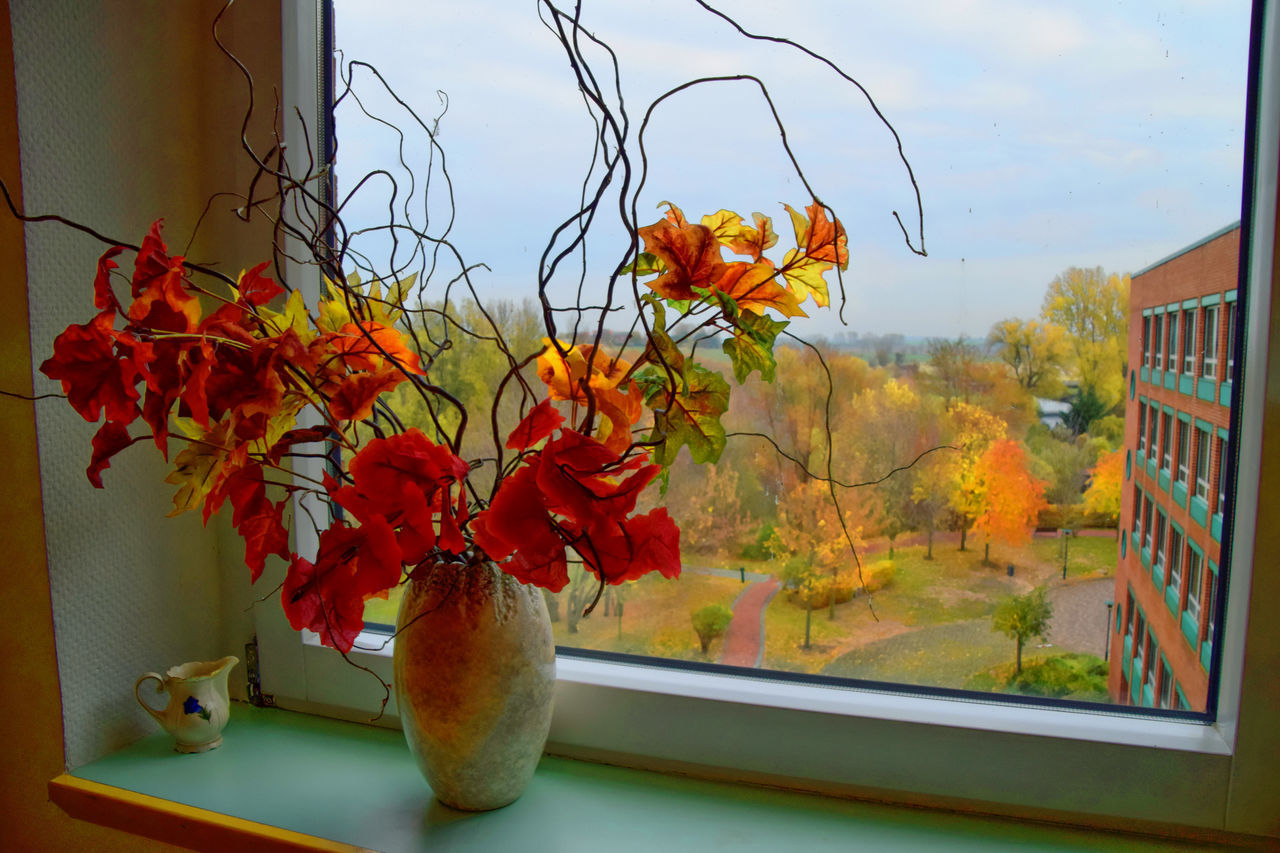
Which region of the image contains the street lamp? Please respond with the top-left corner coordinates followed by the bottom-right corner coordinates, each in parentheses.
top-left (1061, 528), bottom-right (1073, 580)
top-left (1104, 599), bottom-right (1114, 662)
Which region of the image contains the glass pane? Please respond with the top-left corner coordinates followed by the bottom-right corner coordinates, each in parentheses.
top-left (331, 0), bottom-right (1249, 713)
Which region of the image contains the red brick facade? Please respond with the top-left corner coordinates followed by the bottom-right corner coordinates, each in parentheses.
top-left (1108, 224), bottom-right (1239, 711)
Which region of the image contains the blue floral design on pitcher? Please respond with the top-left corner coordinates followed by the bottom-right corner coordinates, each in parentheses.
top-left (183, 695), bottom-right (212, 721)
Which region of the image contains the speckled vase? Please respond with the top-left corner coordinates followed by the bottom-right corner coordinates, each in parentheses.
top-left (394, 557), bottom-right (555, 811)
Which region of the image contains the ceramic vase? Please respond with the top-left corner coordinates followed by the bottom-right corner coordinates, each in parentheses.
top-left (134, 656), bottom-right (239, 753)
top-left (394, 557), bottom-right (555, 811)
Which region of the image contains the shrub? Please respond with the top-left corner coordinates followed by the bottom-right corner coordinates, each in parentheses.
top-left (862, 560), bottom-right (895, 594)
top-left (787, 575), bottom-right (857, 609)
top-left (691, 604), bottom-right (734, 654)
top-left (739, 523), bottom-right (776, 560)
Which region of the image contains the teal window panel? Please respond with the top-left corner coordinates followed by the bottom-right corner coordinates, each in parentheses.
top-left (1158, 470), bottom-right (1171, 492)
top-left (1172, 482), bottom-right (1188, 508)
top-left (1131, 671), bottom-right (1142, 704)
top-left (1141, 546), bottom-right (1152, 568)
top-left (1197, 377), bottom-right (1216, 401)
top-left (1121, 536), bottom-right (1127, 558)
top-left (1147, 457), bottom-right (1158, 479)
top-left (1181, 610), bottom-right (1199, 648)
top-left (1211, 513), bottom-right (1222, 542)
top-left (1224, 290), bottom-right (1237, 303)
top-left (1179, 374), bottom-right (1195, 396)
top-left (1125, 451), bottom-right (1131, 480)
top-left (1141, 366), bottom-right (1150, 383)
top-left (1182, 297), bottom-right (1200, 309)
top-left (1153, 369), bottom-right (1164, 385)
top-left (1152, 561), bottom-right (1164, 590)
top-left (1190, 496), bottom-right (1209, 527)
top-left (1130, 372), bottom-right (1136, 400)
top-left (1177, 688), bottom-right (1190, 711)
top-left (1142, 307), bottom-right (1153, 316)
top-left (1164, 371), bottom-right (1176, 390)
top-left (1142, 684), bottom-right (1155, 708)
top-left (1201, 293), bottom-right (1221, 306)
top-left (1219, 382), bottom-right (1232, 407)
top-left (1131, 530), bottom-right (1140, 553)
top-left (1165, 584), bottom-right (1179, 615)
top-left (1200, 639), bottom-right (1212, 671)
top-left (1123, 637), bottom-right (1133, 679)
top-left (1217, 426), bottom-right (1230, 440)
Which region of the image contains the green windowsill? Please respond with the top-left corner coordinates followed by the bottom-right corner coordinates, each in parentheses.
top-left (61, 703), bottom-right (1205, 852)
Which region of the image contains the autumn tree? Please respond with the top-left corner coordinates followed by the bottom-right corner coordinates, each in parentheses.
top-left (971, 439), bottom-right (1050, 565)
top-left (992, 588), bottom-right (1053, 674)
top-left (768, 477), bottom-right (868, 622)
top-left (987, 318), bottom-right (1068, 398)
top-left (1040, 267), bottom-right (1129, 410)
top-left (924, 336), bottom-right (988, 407)
top-left (1082, 447), bottom-right (1124, 525)
top-left (691, 604), bottom-right (733, 655)
top-left (943, 402), bottom-right (1008, 551)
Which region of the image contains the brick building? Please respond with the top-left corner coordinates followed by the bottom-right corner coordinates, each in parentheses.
top-left (1109, 223), bottom-right (1239, 710)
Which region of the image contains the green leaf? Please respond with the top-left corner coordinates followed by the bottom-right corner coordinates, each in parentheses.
top-left (723, 309), bottom-right (788, 384)
top-left (641, 362), bottom-right (730, 467)
top-left (621, 252), bottom-right (665, 277)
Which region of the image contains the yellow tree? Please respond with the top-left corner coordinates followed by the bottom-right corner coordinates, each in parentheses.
top-left (1082, 447), bottom-right (1124, 525)
top-left (972, 439), bottom-right (1050, 565)
top-left (769, 477), bottom-right (868, 624)
top-left (987, 318), bottom-right (1068, 398)
top-left (944, 402), bottom-right (1008, 551)
top-left (1040, 267), bottom-right (1130, 410)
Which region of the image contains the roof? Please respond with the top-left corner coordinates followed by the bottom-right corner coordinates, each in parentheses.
top-left (1132, 221), bottom-right (1242, 279)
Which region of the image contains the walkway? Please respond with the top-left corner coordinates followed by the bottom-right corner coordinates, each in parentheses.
top-left (1044, 577), bottom-right (1116, 657)
top-left (718, 576), bottom-right (781, 668)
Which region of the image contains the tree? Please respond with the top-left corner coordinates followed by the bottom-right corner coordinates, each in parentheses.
top-left (768, 478), bottom-right (868, 621)
top-left (1082, 448), bottom-right (1124, 524)
top-left (942, 402), bottom-right (1008, 551)
top-left (987, 318), bottom-right (1068, 398)
top-left (971, 439), bottom-right (1050, 564)
top-left (1040, 267), bottom-right (1129, 410)
top-left (691, 604), bottom-right (733, 655)
top-left (925, 336), bottom-right (987, 407)
top-left (992, 588), bottom-right (1053, 674)
top-left (1064, 385), bottom-right (1109, 436)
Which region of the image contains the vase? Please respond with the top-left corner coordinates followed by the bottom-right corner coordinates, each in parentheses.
top-left (393, 556), bottom-right (556, 811)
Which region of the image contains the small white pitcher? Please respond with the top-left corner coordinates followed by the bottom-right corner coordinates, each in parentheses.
top-left (134, 656), bottom-right (239, 753)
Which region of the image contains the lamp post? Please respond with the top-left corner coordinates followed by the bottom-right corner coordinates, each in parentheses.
top-left (1104, 600), bottom-right (1114, 662)
top-left (1061, 529), bottom-right (1073, 580)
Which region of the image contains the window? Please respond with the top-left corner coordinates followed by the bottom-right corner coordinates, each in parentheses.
top-left (1160, 660), bottom-right (1175, 709)
top-left (1148, 409), bottom-right (1160, 462)
top-left (1205, 567), bottom-right (1219, 650)
top-left (1183, 310), bottom-right (1197, 374)
top-left (1167, 529), bottom-right (1183, 597)
top-left (1202, 304), bottom-right (1219, 378)
top-left (252, 0), bottom-right (1280, 824)
top-left (1176, 420), bottom-right (1190, 485)
top-left (1142, 496), bottom-right (1154, 552)
top-left (1185, 549), bottom-right (1203, 625)
top-left (1217, 436), bottom-right (1228, 516)
top-left (1137, 403), bottom-right (1147, 454)
top-left (1153, 314), bottom-right (1165, 371)
top-left (1195, 428), bottom-right (1212, 501)
top-left (1167, 310), bottom-right (1179, 371)
top-left (1154, 511), bottom-right (1167, 573)
top-left (1161, 412), bottom-right (1173, 473)
top-left (1142, 315), bottom-right (1152, 368)
top-left (1131, 486), bottom-right (1143, 539)
top-left (1226, 300), bottom-right (1237, 376)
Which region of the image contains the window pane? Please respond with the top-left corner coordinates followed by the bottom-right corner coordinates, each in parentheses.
top-left (331, 0), bottom-right (1248, 716)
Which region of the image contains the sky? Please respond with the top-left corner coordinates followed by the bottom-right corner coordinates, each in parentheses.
top-left (331, 0), bottom-right (1252, 341)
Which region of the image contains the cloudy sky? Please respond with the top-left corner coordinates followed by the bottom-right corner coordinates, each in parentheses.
top-left (332, 0), bottom-right (1252, 340)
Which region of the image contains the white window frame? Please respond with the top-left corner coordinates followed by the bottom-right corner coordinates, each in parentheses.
top-left (252, 0), bottom-right (1280, 836)
top-left (1154, 312), bottom-right (1165, 371)
top-left (1183, 309), bottom-right (1197, 374)
top-left (1161, 411), bottom-right (1174, 473)
top-left (1167, 308), bottom-right (1180, 369)
top-left (1177, 419), bottom-right (1190, 485)
top-left (1148, 408), bottom-right (1161, 462)
top-left (1203, 303), bottom-right (1220, 378)
top-left (1226, 299), bottom-right (1237, 375)
top-left (1142, 315), bottom-right (1152, 367)
top-left (1196, 427), bottom-right (1212, 501)
top-left (1154, 511), bottom-right (1168, 571)
top-left (1217, 435), bottom-right (1228, 516)
top-left (1186, 549), bottom-right (1203, 625)
top-left (1168, 528), bottom-right (1184, 595)
top-left (1138, 402), bottom-right (1147, 454)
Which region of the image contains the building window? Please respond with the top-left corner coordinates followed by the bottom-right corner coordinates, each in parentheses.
top-left (1168, 529), bottom-right (1184, 597)
top-left (1161, 411), bottom-right (1173, 473)
top-left (1160, 660), bottom-right (1175, 709)
top-left (1131, 486), bottom-right (1143, 539)
top-left (1142, 497), bottom-right (1154, 552)
top-left (1217, 436), bottom-right (1227, 516)
top-left (1202, 304), bottom-right (1219, 378)
top-left (1154, 511), bottom-right (1168, 572)
top-left (1186, 549), bottom-right (1203, 625)
top-left (1154, 314), bottom-right (1165, 371)
top-left (1225, 300), bottom-right (1237, 376)
top-left (1176, 421), bottom-right (1190, 485)
top-left (1148, 411), bottom-right (1160, 463)
top-left (1182, 310), bottom-right (1197, 374)
top-left (1167, 310), bottom-right (1179, 371)
top-left (1205, 568), bottom-right (1219, 649)
top-left (1137, 403), bottom-right (1147, 454)
top-left (1142, 315), bottom-right (1152, 368)
top-left (1195, 428), bottom-right (1212, 501)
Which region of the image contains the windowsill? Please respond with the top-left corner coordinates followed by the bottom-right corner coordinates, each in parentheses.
top-left (52, 703), bottom-right (1243, 852)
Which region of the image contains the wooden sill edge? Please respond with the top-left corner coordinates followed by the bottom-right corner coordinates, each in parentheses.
top-left (48, 774), bottom-right (372, 853)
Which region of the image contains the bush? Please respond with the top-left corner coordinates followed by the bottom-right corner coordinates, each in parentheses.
top-left (1007, 654), bottom-right (1109, 700)
top-left (690, 604), bottom-right (734, 654)
top-left (1036, 503), bottom-right (1119, 531)
top-left (787, 575), bottom-right (857, 609)
top-left (862, 560), bottom-right (895, 594)
top-left (739, 523), bottom-right (776, 560)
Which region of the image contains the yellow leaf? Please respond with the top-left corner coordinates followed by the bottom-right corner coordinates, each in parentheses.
top-left (163, 441), bottom-right (226, 516)
top-left (258, 288), bottom-right (315, 344)
top-left (781, 249), bottom-right (831, 308)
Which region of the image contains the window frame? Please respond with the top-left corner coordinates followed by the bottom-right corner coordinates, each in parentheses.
top-left (1177, 418), bottom-right (1191, 485)
top-left (252, 0), bottom-right (1280, 837)
top-left (1195, 427), bottom-right (1213, 501)
top-left (1184, 309), bottom-right (1198, 374)
top-left (1161, 410), bottom-right (1174, 473)
top-left (1203, 303), bottom-right (1220, 378)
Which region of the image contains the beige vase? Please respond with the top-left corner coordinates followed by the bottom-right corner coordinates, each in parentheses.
top-left (394, 557), bottom-right (556, 811)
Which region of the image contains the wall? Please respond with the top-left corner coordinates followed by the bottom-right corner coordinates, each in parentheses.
top-left (0, 1), bottom-right (280, 847)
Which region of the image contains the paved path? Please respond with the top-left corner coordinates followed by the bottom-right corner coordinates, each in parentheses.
top-left (1044, 577), bottom-right (1116, 657)
top-left (719, 576), bottom-right (781, 668)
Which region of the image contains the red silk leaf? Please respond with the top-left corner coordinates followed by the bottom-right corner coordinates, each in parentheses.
top-left (86, 420), bottom-right (138, 488)
top-left (93, 246), bottom-right (126, 314)
top-left (327, 322), bottom-right (425, 375)
top-left (800, 202), bottom-right (848, 269)
top-left (39, 310), bottom-right (141, 425)
top-left (127, 221), bottom-right (201, 332)
top-left (570, 506), bottom-right (682, 585)
top-left (471, 465), bottom-right (571, 592)
top-left (207, 464), bottom-right (290, 580)
top-left (506, 399), bottom-right (564, 451)
top-left (638, 219), bottom-right (722, 301)
top-left (237, 262), bottom-right (284, 307)
top-left (326, 368), bottom-right (405, 422)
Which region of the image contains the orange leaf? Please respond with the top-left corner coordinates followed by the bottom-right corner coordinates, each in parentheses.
top-left (638, 219), bottom-right (722, 301)
top-left (712, 261), bottom-right (807, 319)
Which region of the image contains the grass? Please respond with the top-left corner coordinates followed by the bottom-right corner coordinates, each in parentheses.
top-left (964, 653), bottom-right (1110, 702)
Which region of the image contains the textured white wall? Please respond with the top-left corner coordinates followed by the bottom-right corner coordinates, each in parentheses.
top-left (11, 0), bottom-right (280, 768)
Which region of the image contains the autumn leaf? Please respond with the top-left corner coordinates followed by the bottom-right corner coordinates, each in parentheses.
top-left (93, 246), bottom-right (126, 314)
top-left (781, 249), bottom-right (832, 308)
top-left (326, 321), bottom-right (425, 375)
top-left (712, 260), bottom-right (806, 318)
top-left (536, 342), bottom-right (642, 453)
top-left (638, 361), bottom-right (730, 466)
top-left (722, 307), bottom-right (789, 384)
top-left (39, 310), bottom-right (142, 425)
top-left (257, 289), bottom-right (314, 343)
top-left (326, 367), bottom-right (406, 422)
top-left (638, 218), bottom-right (722, 301)
top-left (86, 420), bottom-right (140, 488)
top-left (127, 220), bottom-right (202, 333)
top-left (164, 440), bottom-right (228, 516)
top-left (235, 262), bottom-right (284, 308)
top-left (620, 252), bottom-right (665, 277)
top-left (506, 399), bottom-right (565, 451)
top-left (658, 200), bottom-right (689, 227)
top-left (701, 210), bottom-right (777, 261)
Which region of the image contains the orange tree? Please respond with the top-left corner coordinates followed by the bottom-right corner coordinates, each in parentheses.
top-left (972, 439), bottom-right (1050, 565)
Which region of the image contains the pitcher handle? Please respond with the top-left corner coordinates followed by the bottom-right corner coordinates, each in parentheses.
top-left (134, 672), bottom-right (166, 724)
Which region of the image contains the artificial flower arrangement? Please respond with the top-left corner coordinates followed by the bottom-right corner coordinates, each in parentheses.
top-left (38, 199), bottom-right (848, 655)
